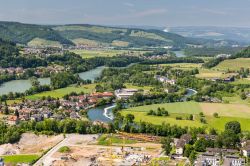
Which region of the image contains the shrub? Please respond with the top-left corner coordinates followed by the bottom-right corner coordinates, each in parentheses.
top-left (213, 112), bottom-right (219, 118)
top-left (58, 146), bottom-right (70, 153)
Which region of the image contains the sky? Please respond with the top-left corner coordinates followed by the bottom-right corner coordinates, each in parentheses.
top-left (0, 0), bottom-right (250, 27)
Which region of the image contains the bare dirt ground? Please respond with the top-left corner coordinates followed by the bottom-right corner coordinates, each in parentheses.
top-left (34, 133), bottom-right (162, 166)
top-left (34, 134), bottom-right (99, 166)
top-left (0, 133), bottom-right (63, 155)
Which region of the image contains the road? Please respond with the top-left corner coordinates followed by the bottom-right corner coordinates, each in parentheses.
top-left (34, 134), bottom-right (98, 166)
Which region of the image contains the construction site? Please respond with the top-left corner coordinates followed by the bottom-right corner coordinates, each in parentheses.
top-left (40, 133), bottom-right (163, 166)
top-left (0, 132), bottom-right (163, 166)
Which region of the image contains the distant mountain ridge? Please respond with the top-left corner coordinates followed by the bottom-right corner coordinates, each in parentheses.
top-left (169, 26), bottom-right (250, 44)
top-left (0, 21), bottom-right (237, 48)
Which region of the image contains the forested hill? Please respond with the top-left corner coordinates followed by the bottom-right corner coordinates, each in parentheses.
top-left (0, 38), bottom-right (19, 58)
top-left (0, 22), bottom-right (73, 45)
top-left (0, 21), bottom-right (218, 48)
top-left (0, 38), bottom-right (47, 68)
top-left (234, 46), bottom-right (250, 58)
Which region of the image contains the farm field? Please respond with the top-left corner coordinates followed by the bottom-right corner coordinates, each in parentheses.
top-left (200, 103), bottom-right (250, 118)
top-left (27, 38), bottom-right (62, 47)
top-left (213, 58), bottom-right (250, 71)
top-left (195, 68), bottom-right (237, 79)
top-left (26, 84), bottom-right (96, 100)
top-left (121, 102), bottom-right (250, 131)
top-left (160, 63), bottom-right (202, 70)
top-left (72, 38), bottom-right (107, 47)
top-left (71, 49), bottom-right (144, 59)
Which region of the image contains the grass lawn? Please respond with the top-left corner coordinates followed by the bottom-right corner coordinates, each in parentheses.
top-left (97, 134), bottom-right (137, 146)
top-left (207, 116), bottom-right (250, 131)
top-left (122, 102), bottom-right (250, 131)
top-left (0, 154), bottom-right (40, 164)
top-left (124, 102), bottom-right (202, 114)
top-left (121, 111), bottom-right (203, 128)
top-left (213, 58), bottom-right (250, 71)
top-left (26, 84), bottom-right (96, 100)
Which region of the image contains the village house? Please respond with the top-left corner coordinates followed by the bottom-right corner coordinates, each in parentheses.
top-left (201, 96), bottom-right (222, 103)
top-left (197, 134), bottom-right (218, 141)
top-left (7, 116), bottom-right (19, 125)
top-left (30, 114), bottom-right (43, 122)
top-left (155, 75), bottom-right (176, 85)
top-left (242, 145), bottom-right (250, 157)
top-left (195, 153), bottom-right (220, 166)
top-left (175, 134), bottom-right (192, 155)
top-left (91, 92), bottom-right (114, 99)
top-left (223, 156), bottom-right (245, 166)
top-left (41, 110), bottom-right (52, 119)
top-left (18, 108), bottom-right (32, 120)
top-left (70, 112), bottom-right (80, 119)
top-left (206, 148), bottom-right (239, 156)
top-left (51, 114), bottom-right (64, 121)
top-left (246, 93), bottom-right (250, 98)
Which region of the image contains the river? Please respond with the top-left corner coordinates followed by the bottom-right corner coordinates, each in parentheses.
top-left (87, 105), bottom-right (115, 123)
top-left (0, 66), bottom-right (106, 95)
top-left (174, 51), bottom-right (187, 57)
top-left (87, 88), bottom-right (198, 123)
top-left (0, 78), bottom-right (50, 96)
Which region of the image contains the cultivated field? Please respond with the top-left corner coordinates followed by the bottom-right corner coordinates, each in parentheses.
top-left (213, 58), bottom-right (250, 71)
top-left (72, 38), bottom-right (106, 47)
top-left (27, 38), bottom-right (62, 47)
top-left (121, 102), bottom-right (250, 131)
top-left (161, 63), bottom-right (202, 70)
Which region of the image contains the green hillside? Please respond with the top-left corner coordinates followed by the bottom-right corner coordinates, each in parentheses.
top-left (0, 21), bottom-right (73, 45)
top-left (54, 24), bottom-right (201, 48)
top-left (0, 22), bottom-right (206, 48)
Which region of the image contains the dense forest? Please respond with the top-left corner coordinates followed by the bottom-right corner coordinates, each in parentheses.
top-left (0, 22), bottom-right (73, 45)
top-left (184, 47), bottom-right (244, 57)
top-left (0, 38), bottom-right (47, 68)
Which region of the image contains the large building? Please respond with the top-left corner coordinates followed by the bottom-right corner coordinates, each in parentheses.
top-left (223, 156), bottom-right (245, 166)
top-left (115, 89), bottom-right (138, 99)
top-left (195, 153), bottom-right (220, 166)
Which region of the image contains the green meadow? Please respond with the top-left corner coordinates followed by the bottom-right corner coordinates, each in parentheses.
top-left (121, 102), bottom-right (250, 131)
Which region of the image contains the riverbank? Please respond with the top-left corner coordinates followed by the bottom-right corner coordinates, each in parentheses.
top-left (0, 66), bottom-right (106, 96)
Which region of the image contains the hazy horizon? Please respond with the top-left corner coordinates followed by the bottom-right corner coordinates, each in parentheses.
top-left (0, 0), bottom-right (250, 28)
